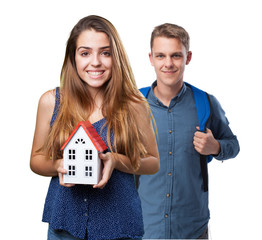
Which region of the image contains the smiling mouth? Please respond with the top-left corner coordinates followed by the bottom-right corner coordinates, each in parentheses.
top-left (162, 70), bottom-right (177, 74)
top-left (87, 71), bottom-right (105, 76)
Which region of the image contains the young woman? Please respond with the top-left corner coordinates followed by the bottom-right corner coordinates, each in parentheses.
top-left (30, 15), bottom-right (159, 240)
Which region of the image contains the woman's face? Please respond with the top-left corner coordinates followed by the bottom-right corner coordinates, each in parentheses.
top-left (75, 29), bottom-right (112, 92)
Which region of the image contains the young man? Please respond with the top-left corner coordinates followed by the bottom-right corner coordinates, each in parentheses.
top-left (138, 23), bottom-right (240, 239)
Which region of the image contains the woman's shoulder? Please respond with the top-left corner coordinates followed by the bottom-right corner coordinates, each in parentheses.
top-left (38, 89), bottom-right (57, 118)
top-left (39, 88), bottom-right (56, 104)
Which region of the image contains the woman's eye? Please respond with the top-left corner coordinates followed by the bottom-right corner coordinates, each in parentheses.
top-left (102, 51), bottom-right (111, 57)
top-left (81, 52), bottom-right (89, 56)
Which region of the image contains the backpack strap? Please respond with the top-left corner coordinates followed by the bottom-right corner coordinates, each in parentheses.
top-left (185, 82), bottom-right (212, 192)
top-left (185, 82), bottom-right (211, 132)
top-left (139, 86), bottom-right (151, 98)
top-left (185, 82), bottom-right (213, 162)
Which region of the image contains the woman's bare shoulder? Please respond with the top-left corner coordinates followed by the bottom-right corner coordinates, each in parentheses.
top-left (37, 89), bottom-right (57, 121)
top-left (39, 89), bottom-right (56, 108)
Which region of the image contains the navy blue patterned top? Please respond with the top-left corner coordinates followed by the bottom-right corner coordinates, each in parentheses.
top-left (42, 88), bottom-right (144, 239)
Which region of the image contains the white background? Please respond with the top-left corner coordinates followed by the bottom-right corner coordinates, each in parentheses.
top-left (0, 0), bottom-right (261, 239)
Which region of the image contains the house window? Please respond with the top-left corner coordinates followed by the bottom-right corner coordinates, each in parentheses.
top-left (68, 165), bottom-right (76, 176)
top-left (85, 166), bottom-right (93, 177)
top-left (85, 149), bottom-right (93, 160)
top-left (75, 138), bottom-right (85, 144)
top-left (68, 149), bottom-right (76, 160)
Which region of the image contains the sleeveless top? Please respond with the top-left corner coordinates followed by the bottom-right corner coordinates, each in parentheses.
top-left (42, 88), bottom-right (144, 240)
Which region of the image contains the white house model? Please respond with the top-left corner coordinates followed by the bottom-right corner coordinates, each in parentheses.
top-left (61, 121), bottom-right (108, 185)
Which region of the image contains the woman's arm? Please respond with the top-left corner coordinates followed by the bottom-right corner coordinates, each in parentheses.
top-left (30, 90), bottom-right (61, 177)
top-left (121, 100), bottom-right (160, 174)
top-left (94, 101), bottom-right (160, 189)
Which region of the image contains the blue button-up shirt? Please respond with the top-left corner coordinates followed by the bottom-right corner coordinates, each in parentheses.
top-left (138, 82), bottom-right (239, 239)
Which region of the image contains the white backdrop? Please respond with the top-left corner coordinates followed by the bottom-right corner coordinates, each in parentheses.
top-left (0, 0), bottom-right (261, 239)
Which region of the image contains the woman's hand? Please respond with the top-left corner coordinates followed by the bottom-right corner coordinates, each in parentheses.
top-left (57, 158), bottom-right (75, 188)
top-left (93, 152), bottom-right (116, 189)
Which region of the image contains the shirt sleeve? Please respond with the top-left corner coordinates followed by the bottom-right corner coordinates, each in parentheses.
top-left (208, 94), bottom-right (240, 160)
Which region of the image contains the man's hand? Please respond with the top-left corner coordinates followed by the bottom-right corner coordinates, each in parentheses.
top-left (193, 127), bottom-right (220, 156)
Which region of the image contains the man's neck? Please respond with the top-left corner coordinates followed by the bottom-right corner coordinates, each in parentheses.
top-left (153, 81), bottom-right (183, 107)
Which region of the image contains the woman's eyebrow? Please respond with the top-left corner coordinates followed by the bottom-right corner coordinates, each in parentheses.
top-left (77, 46), bottom-right (110, 51)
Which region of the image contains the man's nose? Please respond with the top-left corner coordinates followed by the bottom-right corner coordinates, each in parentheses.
top-left (164, 56), bottom-right (173, 68)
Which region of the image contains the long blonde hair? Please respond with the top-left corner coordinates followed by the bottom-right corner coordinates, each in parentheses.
top-left (45, 15), bottom-right (148, 171)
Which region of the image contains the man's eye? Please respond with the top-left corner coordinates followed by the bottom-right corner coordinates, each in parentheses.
top-left (156, 55), bottom-right (164, 58)
top-left (173, 54), bottom-right (182, 58)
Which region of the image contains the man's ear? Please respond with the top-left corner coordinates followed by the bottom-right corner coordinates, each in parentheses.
top-left (149, 52), bottom-right (154, 66)
top-left (186, 51), bottom-right (192, 65)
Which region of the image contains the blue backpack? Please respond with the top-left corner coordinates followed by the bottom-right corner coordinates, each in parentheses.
top-left (139, 82), bottom-right (212, 192)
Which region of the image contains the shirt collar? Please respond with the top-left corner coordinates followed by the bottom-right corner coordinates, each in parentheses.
top-left (148, 80), bottom-right (187, 108)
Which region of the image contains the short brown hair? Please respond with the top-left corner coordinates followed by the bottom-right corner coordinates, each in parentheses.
top-left (150, 23), bottom-right (190, 52)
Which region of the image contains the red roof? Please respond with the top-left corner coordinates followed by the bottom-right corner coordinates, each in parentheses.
top-left (61, 120), bottom-right (108, 152)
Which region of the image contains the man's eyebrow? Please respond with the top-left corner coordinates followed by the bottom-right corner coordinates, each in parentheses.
top-left (77, 46), bottom-right (111, 51)
top-left (153, 51), bottom-right (184, 56)
top-left (153, 51), bottom-right (164, 54)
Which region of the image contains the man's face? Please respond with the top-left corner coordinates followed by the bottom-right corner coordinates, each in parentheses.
top-left (149, 37), bottom-right (192, 90)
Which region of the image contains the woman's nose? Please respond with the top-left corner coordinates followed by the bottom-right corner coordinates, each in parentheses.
top-left (91, 54), bottom-right (101, 67)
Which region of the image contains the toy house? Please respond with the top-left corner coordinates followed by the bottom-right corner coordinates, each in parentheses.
top-left (61, 121), bottom-right (108, 185)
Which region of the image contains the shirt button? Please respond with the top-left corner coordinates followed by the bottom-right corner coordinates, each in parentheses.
top-left (166, 193), bottom-right (170, 198)
top-left (168, 172), bottom-right (172, 176)
top-left (84, 213), bottom-right (88, 217)
top-left (169, 152), bottom-right (172, 155)
top-left (169, 130), bottom-right (172, 134)
top-left (168, 109), bottom-right (171, 113)
top-left (165, 214), bottom-right (169, 218)
top-left (84, 199), bottom-right (87, 202)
